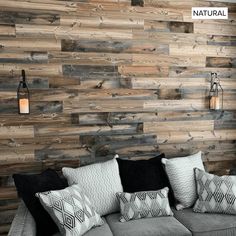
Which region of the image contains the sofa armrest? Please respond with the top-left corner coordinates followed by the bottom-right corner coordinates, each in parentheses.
top-left (8, 201), bottom-right (36, 236)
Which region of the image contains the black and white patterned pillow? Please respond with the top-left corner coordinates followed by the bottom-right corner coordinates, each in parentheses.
top-left (194, 168), bottom-right (236, 215)
top-left (116, 187), bottom-right (173, 222)
top-left (36, 185), bottom-right (104, 236)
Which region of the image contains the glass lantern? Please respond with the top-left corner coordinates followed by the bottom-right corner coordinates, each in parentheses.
top-left (17, 70), bottom-right (30, 114)
top-left (209, 72), bottom-right (223, 110)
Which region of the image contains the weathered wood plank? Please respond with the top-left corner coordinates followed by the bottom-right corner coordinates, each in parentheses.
top-left (170, 44), bottom-right (236, 57)
top-left (157, 140), bottom-right (236, 161)
top-left (144, 99), bottom-right (207, 111)
top-left (60, 15), bottom-right (144, 29)
top-left (61, 40), bottom-right (168, 55)
top-left (126, 77), bottom-right (236, 90)
top-left (0, 126), bottom-right (34, 139)
top-left (145, 20), bottom-right (193, 33)
top-left (35, 124), bottom-right (139, 136)
top-left (16, 24), bottom-right (133, 40)
top-left (134, 31), bottom-right (207, 45)
top-left (144, 120), bottom-right (215, 132)
top-left (0, 0), bottom-right (77, 13)
top-left (118, 65), bottom-right (169, 77)
top-left (79, 111), bottom-right (236, 125)
top-left (156, 129), bottom-right (236, 144)
top-left (0, 150), bottom-right (34, 163)
top-left (0, 135), bottom-right (81, 151)
top-left (206, 57), bottom-right (236, 68)
top-left (0, 101), bottom-right (63, 114)
top-left (0, 76), bottom-right (49, 89)
top-left (0, 39), bottom-right (61, 51)
top-left (0, 64), bottom-right (62, 76)
top-left (49, 52), bottom-right (132, 65)
top-left (169, 66), bottom-right (236, 78)
top-left (0, 52), bottom-right (48, 64)
top-left (77, 5), bottom-right (184, 21)
top-left (207, 35), bottom-right (236, 46)
top-left (64, 99), bottom-right (145, 113)
top-left (0, 159), bottom-right (80, 176)
top-left (205, 160), bottom-right (236, 176)
top-left (194, 23), bottom-right (236, 36)
top-left (132, 54), bottom-right (206, 67)
top-left (35, 148), bottom-right (90, 160)
top-left (0, 11), bottom-right (60, 25)
top-left (126, 77), bottom-right (208, 89)
top-left (0, 25), bottom-right (15, 37)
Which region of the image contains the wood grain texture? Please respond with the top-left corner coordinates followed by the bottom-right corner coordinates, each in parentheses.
top-left (0, 0), bottom-right (235, 234)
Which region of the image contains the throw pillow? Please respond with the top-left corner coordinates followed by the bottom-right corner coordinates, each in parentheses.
top-left (62, 157), bottom-right (123, 216)
top-left (13, 169), bottom-right (68, 236)
top-left (193, 168), bottom-right (236, 215)
top-left (116, 154), bottom-right (175, 206)
top-left (162, 151), bottom-right (204, 210)
top-left (36, 184), bottom-right (104, 236)
top-left (116, 187), bottom-right (173, 222)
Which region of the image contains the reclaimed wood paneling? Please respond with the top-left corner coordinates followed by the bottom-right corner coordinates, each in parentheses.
top-left (0, 0), bottom-right (235, 234)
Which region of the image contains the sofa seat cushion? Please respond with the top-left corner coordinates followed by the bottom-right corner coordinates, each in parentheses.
top-left (53, 217), bottom-right (113, 236)
top-left (105, 213), bottom-right (191, 236)
top-left (173, 208), bottom-right (236, 236)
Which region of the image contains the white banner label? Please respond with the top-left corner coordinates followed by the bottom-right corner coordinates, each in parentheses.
top-left (192, 7), bottom-right (228, 19)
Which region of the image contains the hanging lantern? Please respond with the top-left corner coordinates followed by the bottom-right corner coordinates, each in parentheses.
top-left (17, 70), bottom-right (30, 114)
top-left (209, 72), bottom-right (223, 110)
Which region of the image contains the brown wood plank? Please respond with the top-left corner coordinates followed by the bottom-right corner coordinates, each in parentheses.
top-left (16, 24), bottom-right (133, 40)
top-left (0, 0), bottom-right (77, 13)
top-left (0, 39), bottom-right (61, 51)
top-left (156, 129), bottom-right (236, 144)
top-left (0, 126), bottom-right (34, 139)
top-left (144, 120), bottom-right (215, 132)
top-left (170, 44), bottom-right (236, 57)
top-left (0, 25), bottom-right (15, 37)
top-left (194, 23), bottom-right (236, 36)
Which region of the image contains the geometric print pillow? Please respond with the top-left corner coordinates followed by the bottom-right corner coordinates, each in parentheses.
top-left (116, 187), bottom-right (173, 222)
top-left (193, 168), bottom-right (236, 215)
top-left (36, 185), bottom-right (104, 236)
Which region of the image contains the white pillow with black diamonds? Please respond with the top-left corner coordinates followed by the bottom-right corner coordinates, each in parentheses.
top-left (36, 184), bottom-right (104, 236)
top-left (162, 151), bottom-right (204, 210)
top-left (193, 168), bottom-right (236, 215)
top-left (62, 157), bottom-right (123, 216)
top-left (116, 187), bottom-right (173, 222)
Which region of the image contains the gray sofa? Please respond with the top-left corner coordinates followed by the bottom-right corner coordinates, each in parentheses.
top-left (8, 201), bottom-right (236, 236)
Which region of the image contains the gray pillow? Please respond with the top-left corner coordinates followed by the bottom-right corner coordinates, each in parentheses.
top-left (116, 187), bottom-right (173, 222)
top-left (162, 151), bottom-right (204, 210)
top-left (194, 168), bottom-right (236, 215)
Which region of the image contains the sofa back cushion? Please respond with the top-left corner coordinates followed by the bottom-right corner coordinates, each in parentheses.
top-left (62, 158), bottom-right (123, 216)
top-left (13, 169), bottom-right (68, 236)
top-left (116, 154), bottom-right (175, 206)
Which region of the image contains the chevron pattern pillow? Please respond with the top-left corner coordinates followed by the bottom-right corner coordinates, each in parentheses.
top-left (116, 187), bottom-right (173, 222)
top-left (194, 168), bottom-right (236, 215)
top-left (162, 151), bottom-right (204, 210)
top-left (36, 185), bottom-right (104, 236)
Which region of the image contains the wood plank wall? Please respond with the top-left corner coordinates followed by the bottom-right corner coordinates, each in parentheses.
top-left (0, 0), bottom-right (236, 234)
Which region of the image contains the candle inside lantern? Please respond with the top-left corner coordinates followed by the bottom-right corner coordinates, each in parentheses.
top-left (210, 96), bottom-right (220, 110)
top-left (19, 98), bottom-right (29, 114)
